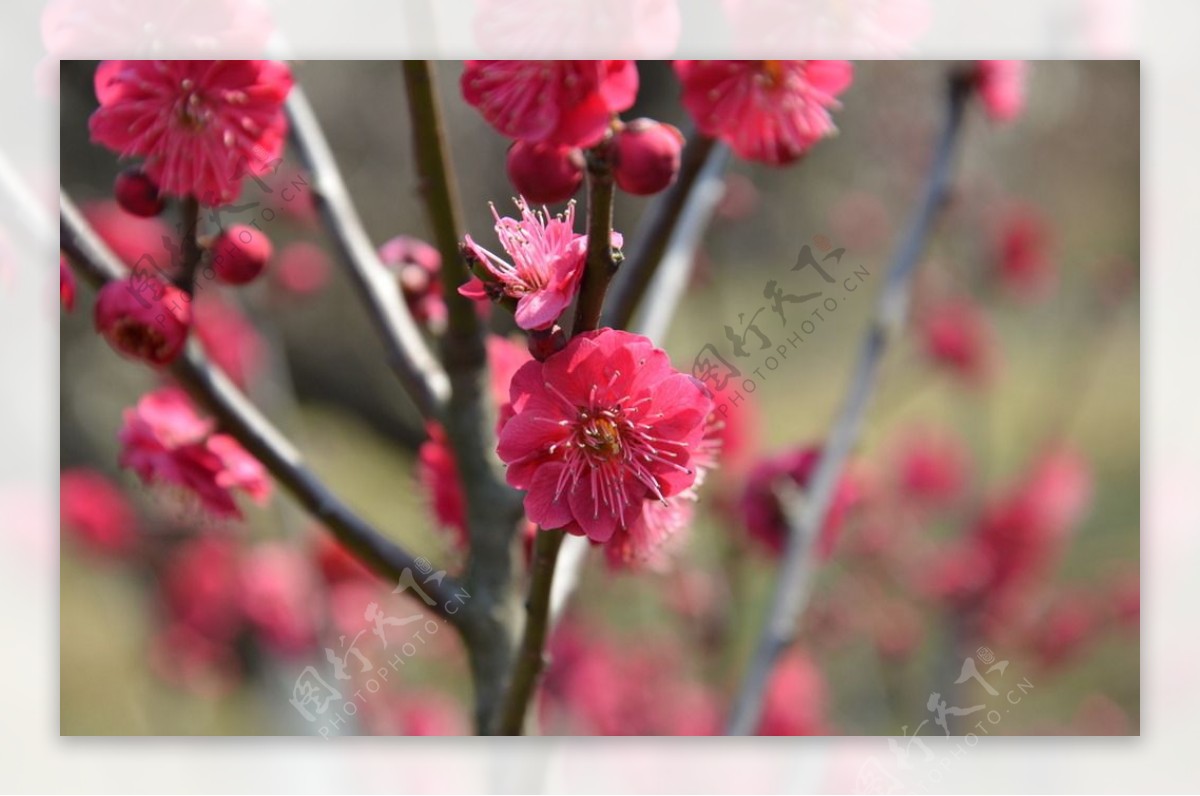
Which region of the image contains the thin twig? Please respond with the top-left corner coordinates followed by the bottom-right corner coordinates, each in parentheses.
top-left (497, 144), bottom-right (620, 734)
top-left (401, 60), bottom-right (525, 734)
top-left (493, 528), bottom-right (565, 734)
top-left (286, 86), bottom-right (449, 420)
top-left (724, 73), bottom-right (973, 736)
top-left (60, 193), bottom-right (464, 623)
top-left (175, 194), bottom-right (202, 294)
top-left (548, 141), bottom-right (733, 626)
top-left (602, 132), bottom-right (717, 330)
top-left (571, 146), bottom-right (618, 337)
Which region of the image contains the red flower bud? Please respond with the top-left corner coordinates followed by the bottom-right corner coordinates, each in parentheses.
top-left (505, 141), bottom-right (585, 205)
top-left (94, 276), bottom-right (190, 365)
top-left (213, 224), bottom-right (272, 285)
top-left (612, 119), bottom-right (684, 196)
top-left (114, 167), bottom-right (165, 218)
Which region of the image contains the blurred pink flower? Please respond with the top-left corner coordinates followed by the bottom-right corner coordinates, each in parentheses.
top-left (149, 621), bottom-right (240, 695)
top-left (394, 694), bottom-right (470, 736)
top-left (934, 446), bottom-right (1093, 635)
top-left (918, 297), bottom-right (995, 385)
top-left (160, 536), bottom-right (243, 642)
top-left (757, 650), bottom-right (830, 735)
top-left (59, 468), bottom-right (138, 556)
top-left (60, 256), bottom-right (76, 311)
top-left (271, 241), bottom-right (332, 297)
top-left (975, 60), bottom-right (1028, 123)
top-left (239, 542), bottom-right (320, 656)
top-left (192, 293), bottom-right (265, 390)
top-left (542, 626), bottom-right (719, 735)
top-left (604, 491), bottom-right (695, 571)
top-left (674, 60), bottom-right (852, 165)
top-left (893, 426), bottom-right (971, 507)
top-left (418, 422), bottom-right (468, 549)
top-left (118, 386), bottom-right (270, 519)
top-left (419, 336), bottom-right (533, 547)
top-left (312, 530), bottom-right (372, 586)
top-left (83, 199), bottom-right (175, 270)
top-left (89, 60), bottom-right (293, 206)
top-left (461, 60), bottom-right (638, 148)
top-left (94, 276), bottom-right (191, 366)
top-left (497, 330), bottom-right (711, 544)
top-left (378, 235), bottom-right (445, 329)
top-left (739, 445), bottom-right (862, 558)
top-left (1029, 590), bottom-right (1098, 668)
top-left (996, 204), bottom-right (1056, 300)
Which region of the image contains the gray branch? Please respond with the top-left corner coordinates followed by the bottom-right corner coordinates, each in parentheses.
top-left (724, 74), bottom-right (972, 735)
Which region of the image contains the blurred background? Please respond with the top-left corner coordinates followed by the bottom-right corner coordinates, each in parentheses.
top-left (58, 60), bottom-right (1138, 735)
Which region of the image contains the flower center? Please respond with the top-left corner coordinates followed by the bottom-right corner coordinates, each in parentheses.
top-left (760, 60), bottom-right (786, 88)
top-left (579, 412), bottom-right (622, 460)
top-left (113, 318), bottom-right (165, 359)
top-left (175, 81), bottom-right (209, 132)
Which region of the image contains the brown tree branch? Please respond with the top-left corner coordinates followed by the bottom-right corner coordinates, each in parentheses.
top-left (571, 145), bottom-right (619, 337)
top-left (286, 86), bottom-right (449, 420)
top-left (493, 527), bottom-right (565, 735)
top-left (174, 194), bottom-right (202, 294)
top-left (60, 192), bottom-right (464, 623)
top-left (724, 73), bottom-right (973, 735)
top-left (495, 143), bottom-right (620, 735)
top-left (400, 60), bottom-right (525, 734)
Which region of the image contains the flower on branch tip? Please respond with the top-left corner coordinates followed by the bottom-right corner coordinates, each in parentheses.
top-left (94, 274), bottom-right (191, 366)
top-left (739, 445), bottom-right (862, 559)
top-left (459, 198), bottom-right (621, 331)
top-left (118, 386), bottom-right (271, 519)
top-left (461, 60), bottom-right (638, 148)
top-left (89, 60), bottom-right (293, 206)
top-left (60, 467), bottom-right (138, 556)
top-left (975, 60), bottom-right (1028, 123)
top-left (674, 60), bottom-right (852, 165)
top-left (379, 235), bottom-right (445, 328)
top-left (497, 329), bottom-right (713, 545)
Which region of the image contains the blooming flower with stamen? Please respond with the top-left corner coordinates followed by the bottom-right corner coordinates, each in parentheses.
top-left (89, 60), bottom-right (293, 206)
top-left (606, 404), bottom-right (725, 570)
top-left (674, 60), bottom-right (853, 165)
top-left (497, 329), bottom-right (712, 543)
top-left (460, 199), bottom-right (619, 330)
